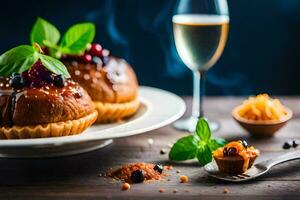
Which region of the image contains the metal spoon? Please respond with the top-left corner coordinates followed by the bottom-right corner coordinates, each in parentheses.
top-left (205, 149), bottom-right (300, 182)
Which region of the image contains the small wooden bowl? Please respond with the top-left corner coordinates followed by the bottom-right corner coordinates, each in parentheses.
top-left (232, 106), bottom-right (293, 138)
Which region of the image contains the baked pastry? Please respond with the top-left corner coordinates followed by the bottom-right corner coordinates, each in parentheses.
top-left (0, 45), bottom-right (97, 139)
top-left (213, 140), bottom-right (260, 174)
top-left (29, 18), bottom-right (139, 123)
top-left (61, 44), bottom-right (139, 123)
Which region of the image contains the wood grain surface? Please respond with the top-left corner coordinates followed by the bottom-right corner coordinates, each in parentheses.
top-left (0, 97), bottom-right (299, 200)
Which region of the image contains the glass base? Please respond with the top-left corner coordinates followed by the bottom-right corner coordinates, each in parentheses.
top-left (173, 116), bottom-right (220, 132)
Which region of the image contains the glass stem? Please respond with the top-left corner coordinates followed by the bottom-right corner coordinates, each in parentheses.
top-left (192, 71), bottom-right (205, 119)
top-left (192, 71), bottom-right (200, 118)
top-left (199, 71), bottom-right (206, 118)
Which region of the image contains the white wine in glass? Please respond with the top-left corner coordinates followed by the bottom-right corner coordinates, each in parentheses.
top-left (172, 0), bottom-right (229, 132)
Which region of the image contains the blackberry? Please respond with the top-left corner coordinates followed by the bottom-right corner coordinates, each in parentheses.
top-left (53, 75), bottom-right (66, 88)
top-left (153, 164), bottom-right (163, 174)
top-left (130, 170), bottom-right (145, 183)
top-left (9, 73), bottom-right (26, 89)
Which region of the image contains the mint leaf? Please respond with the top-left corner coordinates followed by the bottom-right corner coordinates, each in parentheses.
top-left (39, 54), bottom-right (70, 78)
top-left (208, 138), bottom-right (227, 151)
top-left (0, 44), bottom-right (70, 78)
top-left (0, 45), bottom-right (39, 76)
top-left (196, 118), bottom-right (211, 142)
top-left (30, 17), bottom-right (60, 47)
top-left (196, 144), bottom-right (213, 165)
top-left (60, 23), bottom-right (95, 54)
top-left (169, 118), bottom-right (227, 166)
top-left (169, 135), bottom-right (199, 161)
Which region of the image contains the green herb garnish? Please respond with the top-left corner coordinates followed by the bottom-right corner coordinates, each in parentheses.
top-left (30, 17), bottom-right (95, 58)
top-left (30, 17), bottom-right (60, 48)
top-left (60, 23), bottom-right (95, 55)
top-left (169, 118), bottom-right (227, 165)
top-left (0, 44), bottom-right (70, 78)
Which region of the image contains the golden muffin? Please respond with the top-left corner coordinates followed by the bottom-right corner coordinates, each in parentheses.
top-left (61, 44), bottom-right (139, 123)
top-left (0, 45), bottom-right (97, 139)
top-left (213, 140), bottom-right (260, 174)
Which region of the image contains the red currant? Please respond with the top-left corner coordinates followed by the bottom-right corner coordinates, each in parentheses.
top-left (82, 54), bottom-right (92, 63)
top-left (28, 61), bottom-right (43, 78)
top-left (22, 61), bottom-right (54, 88)
top-left (89, 43), bottom-right (102, 56)
top-left (41, 46), bottom-right (49, 55)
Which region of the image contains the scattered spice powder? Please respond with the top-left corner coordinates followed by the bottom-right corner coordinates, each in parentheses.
top-left (107, 163), bottom-right (171, 183)
top-left (122, 182), bottom-right (130, 190)
top-left (180, 175), bottom-right (189, 183)
top-left (165, 165), bottom-right (173, 170)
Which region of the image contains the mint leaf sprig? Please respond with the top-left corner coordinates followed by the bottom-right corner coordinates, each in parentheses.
top-left (169, 118), bottom-right (227, 165)
top-left (0, 44), bottom-right (70, 78)
top-left (30, 17), bottom-right (60, 48)
top-left (30, 17), bottom-right (95, 58)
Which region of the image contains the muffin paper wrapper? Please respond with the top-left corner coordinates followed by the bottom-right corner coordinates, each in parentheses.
top-left (0, 111), bottom-right (98, 139)
top-left (94, 98), bottom-right (140, 123)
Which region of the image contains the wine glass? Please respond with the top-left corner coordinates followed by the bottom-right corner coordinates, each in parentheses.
top-left (172, 0), bottom-right (229, 132)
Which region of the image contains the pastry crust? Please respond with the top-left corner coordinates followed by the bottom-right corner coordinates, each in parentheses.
top-left (94, 98), bottom-right (140, 123)
top-left (214, 155), bottom-right (257, 174)
top-left (64, 57), bottom-right (139, 122)
top-left (0, 110), bottom-right (97, 139)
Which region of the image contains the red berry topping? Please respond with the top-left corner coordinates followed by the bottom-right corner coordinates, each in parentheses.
top-left (89, 43), bottom-right (103, 57)
top-left (82, 54), bottom-right (92, 63)
top-left (21, 61), bottom-right (57, 88)
top-left (41, 46), bottom-right (49, 55)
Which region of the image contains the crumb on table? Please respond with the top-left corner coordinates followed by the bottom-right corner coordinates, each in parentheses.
top-left (122, 182), bottom-right (130, 190)
top-left (223, 188), bottom-right (229, 194)
top-left (180, 175), bottom-right (189, 183)
top-left (164, 165), bottom-right (173, 170)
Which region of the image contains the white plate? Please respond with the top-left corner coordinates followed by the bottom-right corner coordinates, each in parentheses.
top-left (0, 86), bottom-right (185, 158)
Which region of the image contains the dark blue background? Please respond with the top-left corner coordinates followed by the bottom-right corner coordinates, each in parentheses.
top-left (1, 0), bottom-right (300, 95)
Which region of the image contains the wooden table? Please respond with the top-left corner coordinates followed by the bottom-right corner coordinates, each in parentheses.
top-left (0, 97), bottom-right (299, 200)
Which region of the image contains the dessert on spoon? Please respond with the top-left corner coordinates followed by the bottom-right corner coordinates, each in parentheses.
top-left (212, 140), bottom-right (260, 174)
